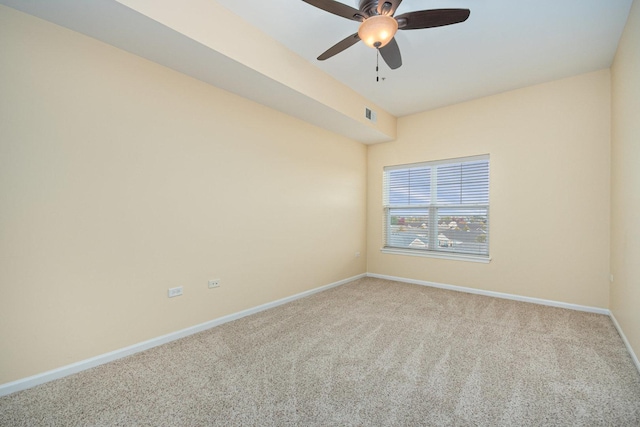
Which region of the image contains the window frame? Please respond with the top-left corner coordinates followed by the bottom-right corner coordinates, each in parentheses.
top-left (382, 154), bottom-right (491, 263)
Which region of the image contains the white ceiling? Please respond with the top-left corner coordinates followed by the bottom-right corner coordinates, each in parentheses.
top-left (216, 0), bottom-right (633, 116)
top-left (1, 0), bottom-right (633, 143)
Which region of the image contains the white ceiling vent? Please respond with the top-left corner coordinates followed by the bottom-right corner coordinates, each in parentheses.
top-left (365, 107), bottom-right (377, 123)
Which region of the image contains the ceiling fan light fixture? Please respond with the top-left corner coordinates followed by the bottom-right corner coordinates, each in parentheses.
top-left (357, 15), bottom-right (398, 49)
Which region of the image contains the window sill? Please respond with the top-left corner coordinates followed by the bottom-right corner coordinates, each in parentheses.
top-left (381, 247), bottom-right (491, 263)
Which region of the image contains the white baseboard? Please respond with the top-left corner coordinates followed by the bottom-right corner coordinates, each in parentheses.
top-left (610, 312), bottom-right (640, 374)
top-left (5, 272), bottom-right (636, 397)
top-left (366, 273), bottom-right (611, 315)
top-left (369, 273), bottom-right (640, 375)
top-left (0, 273), bottom-right (366, 397)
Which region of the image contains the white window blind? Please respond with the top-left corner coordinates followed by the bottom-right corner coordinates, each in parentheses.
top-left (383, 155), bottom-right (490, 258)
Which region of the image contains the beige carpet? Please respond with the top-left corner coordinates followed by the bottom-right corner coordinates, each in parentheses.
top-left (1, 277), bottom-right (639, 426)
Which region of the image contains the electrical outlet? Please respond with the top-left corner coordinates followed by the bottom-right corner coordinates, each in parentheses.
top-left (168, 286), bottom-right (183, 298)
top-left (208, 279), bottom-right (220, 289)
top-left (355, 252), bottom-right (361, 258)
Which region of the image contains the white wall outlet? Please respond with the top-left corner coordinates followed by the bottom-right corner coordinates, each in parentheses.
top-left (355, 252), bottom-right (361, 258)
top-left (208, 279), bottom-right (220, 289)
top-left (610, 274), bottom-right (614, 283)
top-left (168, 286), bottom-right (183, 298)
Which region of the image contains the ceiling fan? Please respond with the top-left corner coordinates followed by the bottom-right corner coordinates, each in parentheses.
top-left (302, 0), bottom-right (470, 69)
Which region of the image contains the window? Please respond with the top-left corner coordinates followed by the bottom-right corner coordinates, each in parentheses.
top-left (383, 155), bottom-right (490, 261)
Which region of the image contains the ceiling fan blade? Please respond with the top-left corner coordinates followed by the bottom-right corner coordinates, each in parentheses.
top-left (379, 37), bottom-right (402, 69)
top-left (302, 0), bottom-right (365, 22)
top-left (318, 33), bottom-right (361, 60)
top-left (377, 0), bottom-right (402, 16)
top-left (396, 9), bottom-right (470, 30)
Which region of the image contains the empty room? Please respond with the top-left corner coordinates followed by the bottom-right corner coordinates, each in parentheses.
top-left (1, 0), bottom-right (639, 425)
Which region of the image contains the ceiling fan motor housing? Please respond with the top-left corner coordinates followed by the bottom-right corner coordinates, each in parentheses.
top-left (359, 0), bottom-right (383, 17)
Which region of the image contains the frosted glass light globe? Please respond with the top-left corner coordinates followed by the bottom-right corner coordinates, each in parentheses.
top-left (358, 15), bottom-right (398, 49)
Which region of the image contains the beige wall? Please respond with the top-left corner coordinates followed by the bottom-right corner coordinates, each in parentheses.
top-left (611, 0), bottom-right (640, 361)
top-left (117, 0), bottom-right (397, 142)
top-left (0, 7), bottom-right (367, 384)
top-left (1, 2), bottom-right (634, 389)
top-left (368, 70), bottom-right (611, 308)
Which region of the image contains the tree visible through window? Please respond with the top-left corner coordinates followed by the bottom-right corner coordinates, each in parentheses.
top-left (383, 155), bottom-right (490, 258)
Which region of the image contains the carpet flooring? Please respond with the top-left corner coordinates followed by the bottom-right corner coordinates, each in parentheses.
top-left (1, 277), bottom-right (639, 426)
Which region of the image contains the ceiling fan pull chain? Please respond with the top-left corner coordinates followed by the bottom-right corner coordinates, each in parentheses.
top-left (376, 49), bottom-right (379, 82)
